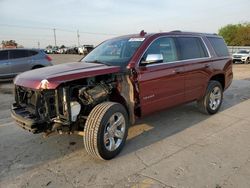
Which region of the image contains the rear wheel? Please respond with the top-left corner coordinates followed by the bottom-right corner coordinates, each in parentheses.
top-left (32, 65), bottom-right (44, 69)
top-left (83, 102), bottom-right (129, 160)
top-left (197, 80), bottom-right (223, 114)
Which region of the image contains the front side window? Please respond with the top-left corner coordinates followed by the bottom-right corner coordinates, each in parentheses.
top-left (82, 38), bottom-right (144, 68)
top-left (142, 37), bottom-right (178, 63)
top-left (176, 37), bottom-right (209, 60)
top-left (0, 50), bottom-right (8, 61)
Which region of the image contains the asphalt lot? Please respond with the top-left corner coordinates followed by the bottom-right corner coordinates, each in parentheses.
top-left (1, 55), bottom-right (250, 188)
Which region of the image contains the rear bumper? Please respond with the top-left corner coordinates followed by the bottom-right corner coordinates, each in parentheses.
top-left (11, 103), bottom-right (46, 133)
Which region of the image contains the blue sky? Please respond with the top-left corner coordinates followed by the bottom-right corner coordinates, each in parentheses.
top-left (0, 0), bottom-right (249, 48)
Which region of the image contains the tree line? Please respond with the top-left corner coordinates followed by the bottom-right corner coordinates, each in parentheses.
top-left (219, 22), bottom-right (250, 46)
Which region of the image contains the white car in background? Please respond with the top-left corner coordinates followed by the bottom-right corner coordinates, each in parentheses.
top-left (232, 50), bottom-right (250, 64)
top-left (78, 45), bottom-right (94, 55)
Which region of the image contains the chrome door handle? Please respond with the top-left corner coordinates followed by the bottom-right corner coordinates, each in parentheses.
top-left (205, 64), bottom-right (210, 68)
top-left (173, 68), bottom-right (181, 74)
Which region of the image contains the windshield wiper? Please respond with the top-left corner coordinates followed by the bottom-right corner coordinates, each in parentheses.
top-left (85, 60), bottom-right (112, 66)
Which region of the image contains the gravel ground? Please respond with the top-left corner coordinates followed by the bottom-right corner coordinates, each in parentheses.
top-left (0, 55), bottom-right (250, 188)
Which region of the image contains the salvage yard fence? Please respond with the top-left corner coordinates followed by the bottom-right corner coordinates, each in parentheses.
top-left (228, 46), bottom-right (250, 55)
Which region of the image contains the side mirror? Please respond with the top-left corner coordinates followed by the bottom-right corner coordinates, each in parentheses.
top-left (141, 54), bottom-right (164, 65)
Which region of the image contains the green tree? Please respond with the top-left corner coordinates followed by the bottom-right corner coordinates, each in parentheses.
top-left (1, 40), bottom-right (18, 48)
top-left (219, 23), bottom-right (250, 46)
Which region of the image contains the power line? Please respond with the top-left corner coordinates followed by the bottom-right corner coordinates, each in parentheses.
top-left (0, 24), bottom-right (118, 36)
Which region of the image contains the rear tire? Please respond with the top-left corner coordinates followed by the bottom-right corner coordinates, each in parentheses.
top-left (84, 102), bottom-right (129, 160)
top-left (197, 80), bottom-right (223, 115)
top-left (32, 65), bottom-right (44, 69)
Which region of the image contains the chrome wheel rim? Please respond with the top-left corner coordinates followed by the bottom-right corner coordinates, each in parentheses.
top-left (104, 112), bottom-right (126, 151)
top-left (209, 86), bottom-right (222, 110)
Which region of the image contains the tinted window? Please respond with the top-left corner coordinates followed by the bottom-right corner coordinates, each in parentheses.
top-left (176, 37), bottom-right (209, 60)
top-left (9, 50), bottom-right (29, 59)
top-left (0, 50), bottom-right (8, 61)
top-left (28, 50), bottom-right (38, 56)
top-left (207, 37), bottom-right (229, 57)
top-left (143, 37), bottom-right (178, 63)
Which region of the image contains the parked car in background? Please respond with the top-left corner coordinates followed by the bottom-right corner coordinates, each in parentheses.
top-left (66, 47), bottom-right (78, 54)
top-left (0, 48), bottom-right (52, 79)
top-left (78, 45), bottom-right (94, 55)
top-left (232, 50), bottom-right (250, 64)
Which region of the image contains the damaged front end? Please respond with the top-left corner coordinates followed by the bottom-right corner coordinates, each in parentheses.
top-left (11, 75), bottom-right (116, 134)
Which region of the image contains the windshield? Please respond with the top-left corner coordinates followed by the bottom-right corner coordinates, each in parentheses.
top-left (82, 37), bottom-right (144, 68)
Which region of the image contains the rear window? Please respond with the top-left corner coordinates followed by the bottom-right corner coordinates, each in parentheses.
top-left (9, 50), bottom-right (29, 59)
top-left (207, 37), bottom-right (229, 57)
top-left (0, 50), bottom-right (8, 61)
top-left (176, 37), bottom-right (209, 60)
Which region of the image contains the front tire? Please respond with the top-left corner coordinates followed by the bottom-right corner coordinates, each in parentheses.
top-left (197, 80), bottom-right (223, 115)
top-left (84, 102), bottom-right (129, 160)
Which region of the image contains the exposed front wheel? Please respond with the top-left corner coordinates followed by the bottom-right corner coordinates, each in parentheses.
top-left (197, 81), bottom-right (223, 114)
top-left (84, 102), bottom-right (129, 160)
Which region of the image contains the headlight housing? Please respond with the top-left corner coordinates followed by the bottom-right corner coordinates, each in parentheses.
top-left (40, 79), bottom-right (49, 89)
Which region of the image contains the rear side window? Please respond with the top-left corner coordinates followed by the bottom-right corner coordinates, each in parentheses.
top-left (28, 50), bottom-right (38, 56)
top-left (0, 50), bottom-right (8, 61)
top-left (176, 37), bottom-right (209, 60)
top-left (9, 50), bottom-right (29, 59)
top-left (207, 37), bottom-right (229, 57)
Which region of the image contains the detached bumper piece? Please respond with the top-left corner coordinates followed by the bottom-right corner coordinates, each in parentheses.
top-left (11, 103), bottom-right (46, 133)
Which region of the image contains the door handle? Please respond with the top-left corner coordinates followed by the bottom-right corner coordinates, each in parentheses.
top-left (173, 68), bottom-right (182, 74)
top-left (205, 64), bottom-right (210, 68)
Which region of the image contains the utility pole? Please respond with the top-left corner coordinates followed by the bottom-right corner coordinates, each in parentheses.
top-left (38, 41), bottom-right (40, 49)
top-left (77, 30), bottom-right (80, 47)
top-left (53, 28), bottom-right (57, 47)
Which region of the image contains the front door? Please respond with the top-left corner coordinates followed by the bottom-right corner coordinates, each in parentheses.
top-left (136, 37), bottom-right (185, 116)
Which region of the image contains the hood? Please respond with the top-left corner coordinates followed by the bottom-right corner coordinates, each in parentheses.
top-left (14, 62), bottom-right (120, 89)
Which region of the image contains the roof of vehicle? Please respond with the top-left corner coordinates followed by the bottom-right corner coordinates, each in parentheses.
top-left (113, 30), bottom-right (221, 40)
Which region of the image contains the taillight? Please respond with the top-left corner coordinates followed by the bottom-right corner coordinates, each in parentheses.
top-left (46, 55), bottom-right (52, 61)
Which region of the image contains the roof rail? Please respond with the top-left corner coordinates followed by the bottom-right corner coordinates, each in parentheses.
top-left (170, 30), bottom-right (181, 32)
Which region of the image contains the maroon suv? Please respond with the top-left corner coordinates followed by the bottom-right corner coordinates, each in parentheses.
top-left (11, 31), bottom-right (233, 160)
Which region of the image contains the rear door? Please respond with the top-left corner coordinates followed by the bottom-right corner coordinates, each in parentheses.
top-left (9, 49), bottom-right (31, 75)
top-left (136, 37), bottom-right (185, 116)
top-left (175, 36), bottom-right (211, 101)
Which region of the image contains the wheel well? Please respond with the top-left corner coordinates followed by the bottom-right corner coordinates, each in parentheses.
top-left (32, 65), bottom-right (44, 69)
top-left (110, 90), bottom-right (129, 115)
top-left (210, 74), bottom-right (225, 89)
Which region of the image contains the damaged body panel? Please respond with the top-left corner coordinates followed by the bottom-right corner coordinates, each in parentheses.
top-left (12, 72), bottom-right (122, 134)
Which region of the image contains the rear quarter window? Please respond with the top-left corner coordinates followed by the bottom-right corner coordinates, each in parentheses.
top-left (207, 37), bottom-right (229, 57)
top-left (28, 50), bottom-right (39, 56)
top-left (176, 37), bottom-right (209, 60)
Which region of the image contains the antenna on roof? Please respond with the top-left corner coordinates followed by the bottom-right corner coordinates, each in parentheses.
top-left (140, 30), bottom-right (147, 36)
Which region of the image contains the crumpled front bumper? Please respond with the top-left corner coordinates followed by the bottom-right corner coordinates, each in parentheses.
top-left (11, 103), bottom-right (47, 133)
